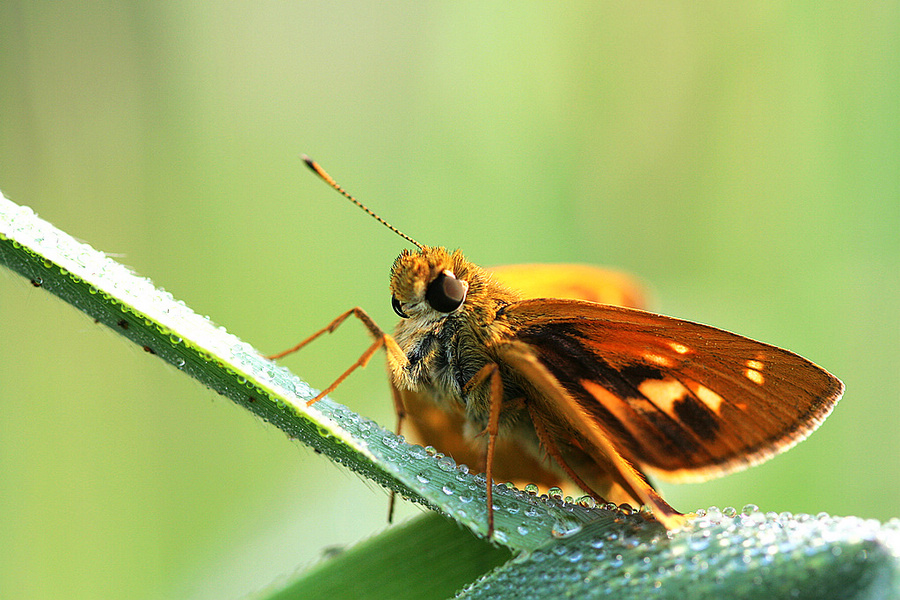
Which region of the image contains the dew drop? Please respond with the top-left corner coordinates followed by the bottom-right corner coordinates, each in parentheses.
top-left (437, 456), bottom-right (457, 472)
top-left (408, 445), bottom-right (428, 460)
top-left (741, 503), bottom-right (760, 516)
top-left (551, 516), bottom-right (583, 538)
top-left (548, 487), bottom-right (564, 500)
top-left (576, 495), bottom-right (597, 509)
top-left (705, 506), bottom-right (723, 521)
top-left (524, 483), bottom-right (539, 495)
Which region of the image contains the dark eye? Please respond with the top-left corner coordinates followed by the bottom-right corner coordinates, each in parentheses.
top-left (425, 270), bottom-right (468, 313)
top-left (392, 296), bottom-right (409, 318)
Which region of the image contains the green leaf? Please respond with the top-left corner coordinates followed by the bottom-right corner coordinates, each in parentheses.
top-left (0, 191), bottom-right (628, 552)
top-left (2, 192), bottom-right (898, 600)
top-left (458, 507), bottom-right (900, 600)
top-left (268, 513), bottom-right (509, 600)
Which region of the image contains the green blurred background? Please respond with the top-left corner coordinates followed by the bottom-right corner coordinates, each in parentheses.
top-left (0, 3), bottom-right (897, 599)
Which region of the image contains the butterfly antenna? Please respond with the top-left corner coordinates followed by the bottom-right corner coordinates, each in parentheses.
top-left (302, 155), bottom-right (424, 250)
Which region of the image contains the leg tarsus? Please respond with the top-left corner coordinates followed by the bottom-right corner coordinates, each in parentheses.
top-left (386, 383), bottom-right (408, 524)
top-left (305, 336), bottom-right (386, 406)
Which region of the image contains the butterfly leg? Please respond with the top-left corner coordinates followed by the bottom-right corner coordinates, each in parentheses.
top-left (527, 404), bottom-right (608, 504)
top-left (463, 363), bottom-right (505, 538)
top-left (267, 307), bottom-right (405, 406)
top-left (268, 306), bottom-right (385, 360)
top-left (269, 308), bottom-right (410, 522)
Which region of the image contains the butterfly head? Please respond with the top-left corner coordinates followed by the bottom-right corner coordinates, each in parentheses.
top-left (390, 246), bottom-right (472, 321)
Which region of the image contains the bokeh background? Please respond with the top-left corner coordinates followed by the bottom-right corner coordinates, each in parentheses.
top-left (1, 3), bottom-right (897, 599)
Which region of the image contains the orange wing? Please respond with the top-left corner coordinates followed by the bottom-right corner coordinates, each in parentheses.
top-left (496, 298), bottom-right (844, 483)
top-left (398, 264), bottom-right (648, 495)
top-left (489, 263), bottom-right (648, 309)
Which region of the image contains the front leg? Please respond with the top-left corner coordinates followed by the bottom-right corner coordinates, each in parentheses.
top-left (268, 307), bottom-right (406, 405)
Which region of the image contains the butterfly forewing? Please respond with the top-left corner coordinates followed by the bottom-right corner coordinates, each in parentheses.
top-left (499, 298), bottom-right (843, 482)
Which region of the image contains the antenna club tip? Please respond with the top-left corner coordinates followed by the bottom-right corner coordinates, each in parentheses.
top-left (300, 154), bottom-right (331, 183)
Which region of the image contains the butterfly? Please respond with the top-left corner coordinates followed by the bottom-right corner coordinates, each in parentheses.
top-left (272, 156), bottom-right (844, 536)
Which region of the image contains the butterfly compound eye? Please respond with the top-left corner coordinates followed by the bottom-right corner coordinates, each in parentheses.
top-left (425, 270), bottom-right (468, 313)
top-left (392, 296), bottom-right (409, 318)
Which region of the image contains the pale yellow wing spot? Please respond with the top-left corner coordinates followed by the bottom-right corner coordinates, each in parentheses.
top-left (694, 384), bottom-right (725, 415)
top-left (669, 341), bottom-right (691, 355)
top-left (636, 379), bottom-right (689, 419)
top-left (641, 352), bottom-right (677, 369)
top-left (744, 368), bottom-right (765, 385)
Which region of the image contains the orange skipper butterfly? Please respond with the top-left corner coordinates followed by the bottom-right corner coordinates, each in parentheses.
top-left (271, 157), bottom-right (843, 536)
